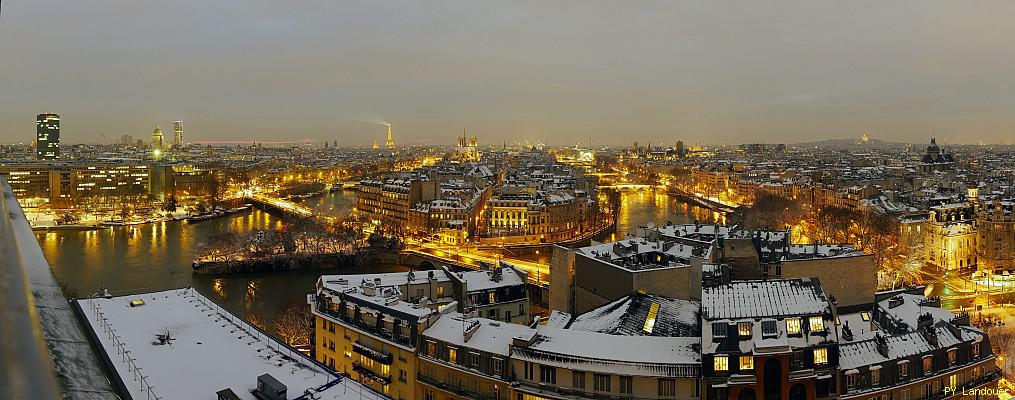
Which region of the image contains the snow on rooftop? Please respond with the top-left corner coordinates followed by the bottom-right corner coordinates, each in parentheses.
top-left (77, 288), bottom-right (384, 400)
top-left (422, 313), bottom-right (536, 356)
top-left (567, 293), bottom-right (699, 337)
top-left (702, 279), bottom-right (830, 320)
top-left (515, 326), bottom-right (701, 377)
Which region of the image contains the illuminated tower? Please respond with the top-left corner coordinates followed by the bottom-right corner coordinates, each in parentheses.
top-left (151, 124), bottom-right (164, 149)
top-left (385, 124), bottom-right (394, 148)
top-left (36, 113), bottom-right (60, 160)
top-left (173, 120), bottom-right (184, 148)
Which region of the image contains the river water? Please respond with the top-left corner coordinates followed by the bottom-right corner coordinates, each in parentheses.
top-left (37, 188), bottom-right (717, 331)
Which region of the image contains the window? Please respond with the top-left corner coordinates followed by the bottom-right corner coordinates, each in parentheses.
top-left (947, 348), bottom-right (957, 365)
top-left (658, 379), bottom-right (676, 397)
top-left (489, 292), bottom-right (496, 304)
top-left (972, 366), bottom-right (982, 381)
top-left (922, 356), bottom-right (933, 374)
top-left (761, 320), bottom-right (778, 338)
top-left (738, 355), bottom-right (754, 371)
top-left (572, 371), bottom-right (586, 389)
top-left (493, 358), bottom-right (503, 376)
top-left (948, 374), bottom-right (957, 390)
top-left (845, 373), bottom-right (857, 390)
top-left (523, 362), bottom-right (534, 380)
top-left (469, 351), bottom-right (481, 368)
top-left (594, 374), bottom-right (611, 392)
top-left (786, 318), bottom-right (801, 335)
top-left (520, 303), bottom-right (525, 314)
top-left (539, 366), bottom-right (556, 384)
top-left (448, 347), bottom-right (457, 364)
top-left (398, 370), bottom-right (407, 382)
top-left (870, 368), bottom-right (880, 386)
top-left (899, 361), bottom-right (909, 379)
top-left (426, 341), bottom-right (436, 357)
top-left (809, 316), bottom-right (825, 332)
top-left (381, 364), bottom-right (390, 376)
top-left (436, 286), bottom-right (445, 297)
top-left (900, 389), bottom-right (910, 400)
top-left (860, 312), bottom-right (871, 321)
top-left (972, 343), bottom-right (981, 358)
top-left (738, 322), bottom-right (752, 338)
top-left (813, 348), bottom-right (828, 365)
top-left (712, 322), bottom-right (728, 339)
top-left (619, 376), bottom-right (633, 395)
top-left (714, 354), bottom-right (729, 372)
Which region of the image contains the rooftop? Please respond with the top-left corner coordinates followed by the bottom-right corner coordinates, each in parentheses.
top-left (567, 292), bottom-right (700, 337)
top-left (702, 279), bottom-right (830, 320)
top-left (76, 288), bottom-right (384, 400)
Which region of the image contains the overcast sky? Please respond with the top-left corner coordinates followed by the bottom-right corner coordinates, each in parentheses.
top-left (1, 1), bottom-right (1014, 146)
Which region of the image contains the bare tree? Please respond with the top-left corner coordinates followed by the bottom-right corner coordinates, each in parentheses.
top-left (275, 303), bottom-right (312, 347)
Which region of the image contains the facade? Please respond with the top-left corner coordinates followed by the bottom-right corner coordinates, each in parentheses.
top-left (925, 203), bottom-right (977, 271)
top-left (36, 113), bottom-right (60, 160)
top-left (975, 200), bottom-right (1015, 273)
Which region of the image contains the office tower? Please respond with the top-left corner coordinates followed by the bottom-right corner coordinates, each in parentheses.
top-left (173, 120), bottom-right (184, 148)
top-left (120, 135), bottom-right (134, 146)
top-left (36, 113), bottom-right (61, 160)
top-left (385, 124), bottom-right (394, 148)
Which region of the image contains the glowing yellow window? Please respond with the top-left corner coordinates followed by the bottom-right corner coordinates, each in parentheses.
top-left (813, 348), bottom-right (828, 365)
top-left (739, 355), bottom-right (754, 370)
top-left (714, 354), bottom-right (729, 372)
top-left (809, 316), bottom-right (825, 332)
top-left (786, 318), bottom-right (801, 335)
top-left (489, 292), bottom-right (496, 304)
top-left (738, 322), bottom-right (752, 338)
top-left (449, 348), bottom-right (457, 364)
top-left (381, 364), bottom-right (390, 376)
top-left (949, 374), bottom-right (957, 390)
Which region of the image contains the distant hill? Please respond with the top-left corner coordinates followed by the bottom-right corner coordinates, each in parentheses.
top-left (791, 137), bottom-right (906, 149)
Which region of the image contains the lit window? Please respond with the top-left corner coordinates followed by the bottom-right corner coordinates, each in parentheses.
top-left (809, 316), bottom-right (825, 332)
top-left (643, 302), bottom-right (660, 334)
top-left (948, 374), bottom-right (957, 390)
top-left (786, 318), bottom-right (801, 335)
top-left (761, 320), bottom-right (778, 338)
top-left (714, 354), bottom-right (729, 372)
top-left (448, 347), bottom-right (457, 364)
top-left (489, 292), bottom-right (496, 304)
top-left (813, 348), bottom-right (828, 365)
top-left (712, 322), bottom-right (727, 339)
top-left (739, 355), bottom-right (754, 370)
top-left (738, 322), bottom-right (752, 338)
top-left (860, 312), bottom-right (871, 321)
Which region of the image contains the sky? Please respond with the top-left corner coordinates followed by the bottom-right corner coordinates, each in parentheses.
top-left (1, 1), bottom-right (1015, 146)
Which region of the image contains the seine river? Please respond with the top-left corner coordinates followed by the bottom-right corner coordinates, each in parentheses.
top-left (38, 188), bottom-right (717, 331)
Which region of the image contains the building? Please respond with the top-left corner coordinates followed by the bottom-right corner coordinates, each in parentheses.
top-left (925, 203), bottom-right (977, 271)
top-left (386, 124), bottom-right (395, 148)
top-left (837, 290), bottom-right (998, 399)
top-left (919, 138), bottom-right (955, 173)
top-left (173, 120), bottom-right (184, 148)
top-left (701, 279), bottom-right (838, 400)
top-left (36, 113), bottom-right (60, 160)
top-left (975, 200), bottom-right (1015, 273)
top-left (75, 288), bottom-right (385, 400)
top-left (151, 124), bottom-right (165, 152)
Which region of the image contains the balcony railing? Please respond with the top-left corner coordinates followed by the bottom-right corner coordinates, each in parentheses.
top-left (417, 372), bottom-right (505, 400)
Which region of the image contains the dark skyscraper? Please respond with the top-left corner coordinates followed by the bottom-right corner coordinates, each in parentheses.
top-left (36, 113), bottom-right (60, 160)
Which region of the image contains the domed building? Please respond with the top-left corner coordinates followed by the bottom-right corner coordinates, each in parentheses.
top-left (919, 138), bottom-right (955, 172)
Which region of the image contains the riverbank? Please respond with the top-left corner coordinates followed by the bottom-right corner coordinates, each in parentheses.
top-left (192, 250), bottom-right (398, 275)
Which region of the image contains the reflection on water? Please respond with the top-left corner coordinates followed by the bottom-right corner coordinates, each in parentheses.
top-left (615, 189), bottom-right (726, 238)
top-left (36, 190), bottom-right (364, 331)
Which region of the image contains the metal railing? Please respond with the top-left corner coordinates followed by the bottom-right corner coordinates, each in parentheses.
top-left (0, 178), bottom-right (62, 399)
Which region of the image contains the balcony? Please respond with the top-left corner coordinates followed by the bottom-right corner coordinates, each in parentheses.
top-left (312, 298), bottom-right (414, 347)
top-left (353, 361), bottom-right (392, 385)
top-left (354, 342), bottom-right (394, 365)
top-left (417, 372), bottom-right (505, 400)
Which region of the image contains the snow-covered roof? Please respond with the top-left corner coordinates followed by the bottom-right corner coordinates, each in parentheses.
top-left (422, 313), bottom-right (536, 357)
top-left (567, 293), bottom-right (699, 337)
top-left (702, 279), bottom-right (830, 320)
top-left (76, 288), bottom-right (384, 400)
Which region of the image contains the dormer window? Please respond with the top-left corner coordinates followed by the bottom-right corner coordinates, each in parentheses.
top-left (860, 312), bottom-right (871, 322)
top-left (738, 322), bottom-right (752, 339)
top-left (947, 348), bottom-right (957, 365)
top-left (786, 318), bottom-right (802, 335)
top-left (712, 322), bottom-right (727, 339)
top-left (809, 316), bottom-right (825, 332)
top-left (761, 320), bottom-right (778, 338)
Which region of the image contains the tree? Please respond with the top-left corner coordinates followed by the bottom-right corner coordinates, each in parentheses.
top-left (275, 303), bottom-right (311, 347)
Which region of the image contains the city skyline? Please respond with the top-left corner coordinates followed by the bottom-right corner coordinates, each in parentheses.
top-left (3, 1), bottom-right (1015, 146)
